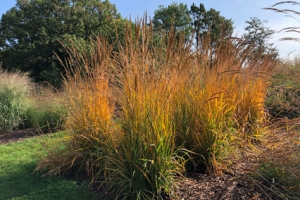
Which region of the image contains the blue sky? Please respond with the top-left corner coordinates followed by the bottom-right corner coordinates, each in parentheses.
top-left (1, 0), bottom-right (300, 58)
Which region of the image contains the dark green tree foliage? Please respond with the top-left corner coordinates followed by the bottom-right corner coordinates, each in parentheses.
top-left (206, 8), bottom-right (233, 45)
top-left (153, 3), bottom-right (192, 37)
top-left (190, 3), bottom-right (233, 48)
top-left (190, 3), bottom-right (206, 47)
top-left (242, 17), bottom-right (277, 55)
top-left (0, 0), bottom-right (126, 87)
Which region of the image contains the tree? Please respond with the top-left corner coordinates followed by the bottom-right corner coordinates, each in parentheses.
top-left (0, 0), bottom-right (127, 87)
top-left (242, 17), bottom-right (277, 56)
top-left (153, 3), bottom-right (192, 38)
top-left (190, 3), bottom-right (233, 48)
top-left (190, 3), bottom-right (206, 48)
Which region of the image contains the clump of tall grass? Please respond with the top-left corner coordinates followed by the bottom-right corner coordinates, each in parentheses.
top-left (35, 36), bottom-right (118, 180)
top-left (172, 35), bottom-right (277, 172)
top-left (35, 18), bottom-right (278, 199)
top-left (102, 21), bottom-right (188, 199)
top-left (0, 70), bottom-right (32, 133)
top-left (108, 77), bottom-right (181, 199)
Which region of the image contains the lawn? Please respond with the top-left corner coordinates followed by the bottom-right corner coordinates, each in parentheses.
top-left (0, 132), bottom-right (97, 200)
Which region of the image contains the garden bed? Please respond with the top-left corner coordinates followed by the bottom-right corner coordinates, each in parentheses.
top-left (0, 133), bottom-right (267, 200)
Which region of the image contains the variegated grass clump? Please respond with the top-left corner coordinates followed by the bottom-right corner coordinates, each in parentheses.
top-left (0, 70), bottom-right (33, 133)
top-left (108, 77), bottom-right (180, 199)
top-left (172, 71), bottom-right (238, 172)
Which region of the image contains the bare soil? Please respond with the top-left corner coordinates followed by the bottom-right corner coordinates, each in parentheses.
top-left (0, 128), bottom-right (42, 144)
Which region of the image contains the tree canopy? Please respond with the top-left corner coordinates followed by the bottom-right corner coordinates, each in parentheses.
top-left (242, 17), bottom-right (277, 56)
top-left (0, 1), bottom-right (279, 87)
top-left (153, 3), bottom-right (192, 38)
top-left (190, 3), bottom-right (234, 48)
top-left (0, 0), bottom-right (127, 87)
top-left (152, 2), bottom-right (233, 51)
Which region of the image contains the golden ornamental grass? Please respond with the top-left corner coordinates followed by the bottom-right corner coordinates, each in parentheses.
top-left (35, 17), bottom-right (279, 199)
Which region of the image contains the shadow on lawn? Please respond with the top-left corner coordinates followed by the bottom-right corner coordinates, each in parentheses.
top-left (0, 146), bottom-right (97, 200)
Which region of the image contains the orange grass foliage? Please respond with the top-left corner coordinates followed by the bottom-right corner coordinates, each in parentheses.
top-left (35, 37), bottom-right (119, 178)
top-left (35, 18), bottom-right (280, 198)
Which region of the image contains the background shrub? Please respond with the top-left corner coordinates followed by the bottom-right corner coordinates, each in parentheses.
top-left (21, 105), bottom-right (66, 133)
top-left (17, 82), bottom-right (66, 132)
top-left (266, 57), bottom-right (300, 119)
top-left (0, 69), bottom-right (66, 133)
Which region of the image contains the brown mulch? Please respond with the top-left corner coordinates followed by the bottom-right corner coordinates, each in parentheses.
top-left (173, 172), bottom-right (268, 200)
top-left (0, 129), bottom-right (274, 200)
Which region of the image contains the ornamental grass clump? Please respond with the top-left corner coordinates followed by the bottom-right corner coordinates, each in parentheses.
top-left (35, 17), bottom-right (279, 199)
top-left (172, 71), bottom-right (238, 173)
top-left (35, 37), bottom-right (119, 180)
top-left (172, 35), bottom-right (277, 173)
top-left (0, 70), bottom-right (32, 133)
top-left (266, 56), bottom-right (300, 119)
top-left (108, 79), bottom-right (180, 199)
top-left (102, 20), bottom-right (186, 200)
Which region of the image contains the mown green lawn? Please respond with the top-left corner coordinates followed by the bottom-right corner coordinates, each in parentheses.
top-left (0, 132), bottom-right (97, 200)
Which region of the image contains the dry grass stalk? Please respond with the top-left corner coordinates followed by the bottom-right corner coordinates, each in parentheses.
top-left (264, 1), bottom-right (300, 42)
